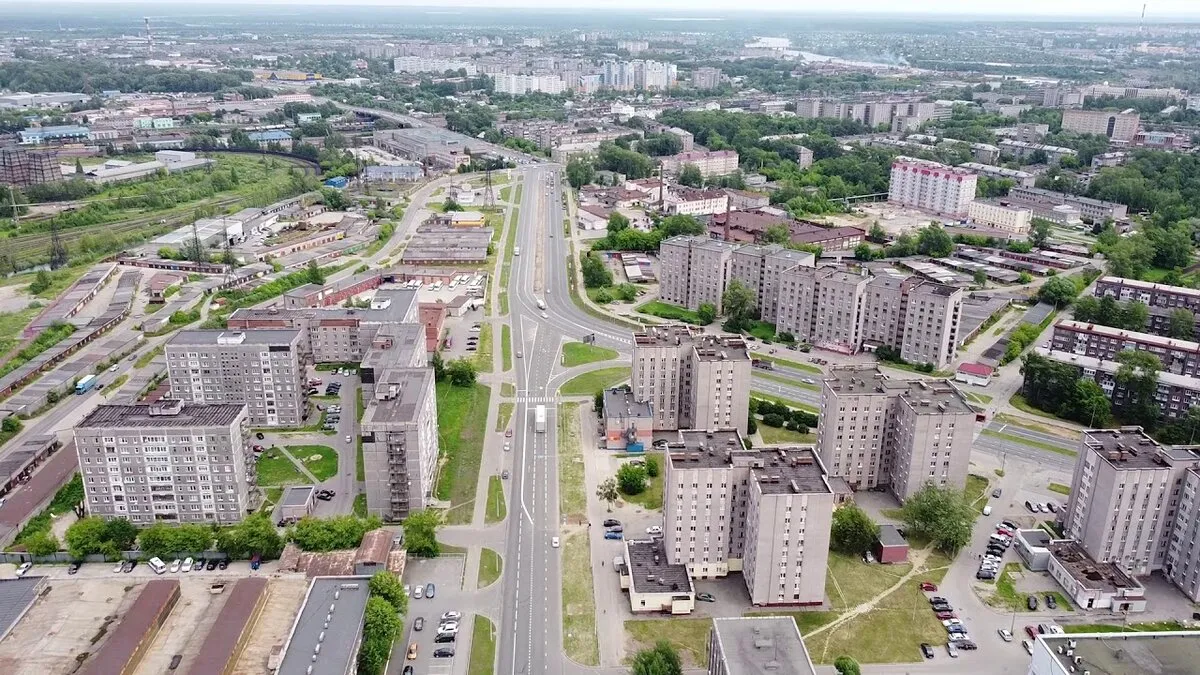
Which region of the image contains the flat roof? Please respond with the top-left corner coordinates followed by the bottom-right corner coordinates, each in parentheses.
top-left (604, 387), bottom-right (652, 419)
top-left (83, 579), bottom-right (181, 675)
top-left (896, 379), bottom-right (974, 414)
top-left (0, 443), bottom-right (78, 532)
top-left (625, 538), bottom-right (693, 595)
top-left (710, 616), bottom-right (817, 675)
top-left (1056, 320), bottom-right (1200, 353)
top-left (1097, 275), bottom-right (1200, 300)
top-left (633, 324), bottom-right (701, 347)
top-left (750, 447), bottom-right (830, 495)
top-left (168, 328), bottom-right (301, 346)
top-left (1048, 540), bottom-right (1142, 595)
top-left (1039, 631), bottom-right (1200, 675)
top-left (77, 402), bottom-right (245, 429)
top-left (0, 577), bottom-right (44, 640)
top-left (282, 485), bottom-right (315, 507)
top-left (186, 577), bottom-right (268, 675)
top-left (1080, 427), bottom-right (1169, 469)
top-left (1038, 347), bottom-right (1200, 394)
top-left (278, 577), bottom-right (370, 675)
top-left (878, 524), bottom-right (907, 548)
top-left (668, 429), bottom-right (747, 468)
top-left (362, 368), bottom-right (434, 424)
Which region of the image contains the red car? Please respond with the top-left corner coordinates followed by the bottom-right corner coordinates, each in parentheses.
top-left (996, 528), bottom-right (1012, 537)
top-left (920, 582), bottom-right (938, 592)
top-left (935, 612), bottom-right (957, 620)
top-left (1025, 625), bottom-right (1038, 640)
top-left (505, 429), bottom-right (513, 438)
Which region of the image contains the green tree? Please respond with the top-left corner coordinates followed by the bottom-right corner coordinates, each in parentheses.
top-left (1060, 378), bottom-right (1112, 427)
top-left (1, 416), bottom-right (20, 434)
top-left (696, 302), bottom-right (717, 325)
top-left (24, 531), bottom-right (59, 556)
top-left (566, 156), bottom-right (595, 188)
top-left (103, 518), bottom-right (138, 551)
top-left (657, 214), bottom-right (706, 238)
top-left (289, 515), bottom-right (381, 552)
top-left (721, 279), bottom-right (757, 332)
top-left (1120, 300), bottom-right (1149, 331)
top-left (834, 656), bottom-right (862, 675)
top-left (446, 358), bottom-right (477, 387)
top-left (617, 463), bottom-right (647, 495)
top-left (368, 570), bottom-right (409, 616)
top-left (867, 222), bottom-right (887, 244)
top-left (916, 225), bottom-right (953, 257)
top-left (596, 478), bottom-right (619, 512)
top-left (305, 260), bottom-right (325, 285)
top-left (607, 211), bottom-right (630, 234)
top-left (1038, 275), bottom-right (1078, 307)
top-left (65, 516), bottom-right (108, 558)
top-left (761, 223), bottom-right (792, 245)
top-left (677, 163), bottom-right (703, 188)
top-left (1029, 219), bottom-right (1052, 248)
top-left (830, 503), bottom-right (880, 554)
top-left (431, 351), bottom-right (446, 382)
top-left (403, 509), bottom-right (441, 557)
top-left (899, 483), bottom-right (974, 553)
top-left (320, 186), bottom-right (349, 210)
top-left (1115, 350), bottom-right (1162, 428)
top-left (630, 641), bottom-right (683, 675)
top-left (973, 269), bottom-right (988, 287)
top-left (28, 270), bottom-right (52, 295)
top-left (581, 252), bottom-right (613, 288)
top-left (216, 513), bottom-right (284, 559)
top-left (358, 596), bottom-right (401, 675)
top-left (1169, 308), bottom-right (1196, 339)
top-left (854, 243), bottom-right (876, 261)
top-left (1018, 271), bottom-right (1033, 284)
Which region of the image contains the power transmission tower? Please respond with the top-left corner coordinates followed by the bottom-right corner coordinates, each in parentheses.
top-left (483, 168), bottom-right (495, 208)
top-left (189, 219), bottom-right (204, 265)
top-left (221, 218), bottom-right (235, 283)
top-left (48, 219), bottom-right (68, 270)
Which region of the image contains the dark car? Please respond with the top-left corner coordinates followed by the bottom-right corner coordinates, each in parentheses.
top-left (991, 488), bottom-right (1002, 498)
top-left (604, 531), bottom-right (623, 540)
top-left (935, 612), bottom-right (956, 620)
top-left (122, 560), bottom-right (136, 573)
top-left (256, 432), bottom-right (265, 440)
top-left (1046, 594), bottom-right (1057, 609)
top-left (67, 561), bottom-right (81, 574)
top-left (425, 583), bottom-right (435, 598)
top-left (920, 643), bottom-right (935, 659)
top-left (1027, 595), bottom-right (1039, 610)
top-left (403, 667), bottom-right (414, 675)
top-left (976, 571), bottom-right (995, 580)
top-left (1001, 520), bottom-right (1018, 530)
top-left (433, 648), bottom-right (455, 658)
top-left (193, 559), bottom-right (204, 571)
top-left (218, 559), bottom-right (229, 570)
top-left (414, 617), bottom-right (425, 631)
top-left (206, 559), bottom-right (219, 570)
top-left (603, 519), bottom-right (621, 527)
top-left (435, 632), bottom-right (456, 643)
top-left (928, 596), bottom-right (947, 605)
top-left (958, 641), bottom-right (978, 651)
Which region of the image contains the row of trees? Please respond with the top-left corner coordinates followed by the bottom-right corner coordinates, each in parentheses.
top-left (358, 571), bottom-right (408, 675)
top-left (591, 212), bottom-right (708, 252)
top-left (1022, 348), bottom-right (1166, 430)
top-left (0, 58), bottom-right (252, 94)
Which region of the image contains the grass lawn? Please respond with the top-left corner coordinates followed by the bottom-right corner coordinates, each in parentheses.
top-left (499, 291), bottom-right (509, 315)
top-left (1063, 621), bottom-right (1189, 634)
top-left (980, 429), bottom-right (1077, 457)
top-left (10, 474), bottom-right (82, 549)
top-left (618, 452), bottom-right (664, 510)
top-left (965, 474), bottom-right (990, 513)
top-left (758, 424), bottom-right (816, 445)
top-left (259, 486), bottom-right (283, 513)
top-left (134, 344), bottom-right (164, 369)
top-left (478, 547), bottom-right (502, 587)
top-left (965, 391), bottom-right (994, 404)
top-left (501, 382), bottom-right (515, 397)
top-left (625, 619), bottom-right (711, 667)
top-left (353, 493), bottom-right (367, 517)
top-left (747, 320), bottom-right (776, 341)
top-left (985, 562), bottom-right (1073, 613)
top-left (435, 381), bottom-right (492, 526)
top-left (485, 475), bottom-right (507, 524)
top-left (1048, 482), bottom-right (1071, 496)
top-left (561, 531), bottom-right (599, 665)
top-left (807, 577), bottom-right (947, 664)
top-left (283, 445), bottom-right (338, 481)
top-left (501, 325), bottom-right (512, 372)
top-left (635, 300), bottom-right (707, 325)
top-left (496, 402), bottom-right (515, 432)
top-left (1005, 396), bottom-right (1084, 438)
top-left (561, 341), bottom-right (618, 367)
top-left (473, 324), bottom-right (494, 373)
top-left (751, 391), bottom-right (819, 414)
top-left (467, 616), bottom-right (497, 675)
top-left (355, 436), bottom-right (364, 481)
top-left (754, 370), bottom-right (820, 391)
top-left (255, 448), bottom-right (308, 486)
top-left (825, 552), bottom-right (913, 612)
top-left (559, 367), bottom-right (629, 396)
top-left (558, 403), bottom-right (586, 521)
top-left (357, 387), bottom-right (365, 422)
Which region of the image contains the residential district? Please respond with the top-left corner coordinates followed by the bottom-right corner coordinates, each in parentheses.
top-left (3, 5), bottom-right (1200, 675)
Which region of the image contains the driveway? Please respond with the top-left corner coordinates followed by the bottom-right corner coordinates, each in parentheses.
top-left (390, 556), bottom-right (473, 675)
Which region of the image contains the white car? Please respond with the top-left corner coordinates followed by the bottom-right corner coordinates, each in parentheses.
top-left (442, 611), bottom-right (462, 621)
top-left (998, 629), bottom-right (1014, 642)
top-left (346, 435), bottom-right (352, 443)
top-left (169, 559), bottom-right (182, 573)
top-left (414, 585), bottom-right (424, 599)
top-left (551, 537), bottom-right (560, 548)
top-left (646, 526), bottom-right (663, 535)
top-left (182, 557), bottom-right (193, 572)
top-left (439, 621), bottom-right (459, 633)
top-left (942, 619), bottom-right (963, 627)
top-left (541, 312), bottom-right (549, 319)
top-left (109, 364), bottom-right (118, 372)
top-left (15, 562), bottom-right (32, 577)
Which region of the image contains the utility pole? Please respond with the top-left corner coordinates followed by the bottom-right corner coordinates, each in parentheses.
top-left (49, 219), bottom-right (68, 269)
top-left (483, 167), bottom-right (495, 208)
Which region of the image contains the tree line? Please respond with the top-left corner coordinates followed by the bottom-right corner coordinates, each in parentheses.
top-left (0, 58), bottom-right (253, 94)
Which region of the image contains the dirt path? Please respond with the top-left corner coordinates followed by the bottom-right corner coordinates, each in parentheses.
top-left (808, 547), bottom-right (938, 640)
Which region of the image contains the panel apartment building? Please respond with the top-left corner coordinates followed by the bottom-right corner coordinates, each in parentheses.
top-left (165, 330), bottom-right (306, 427)
top-left (1062, 109), bottom-right (1140, 142)
top-left (1094, 276), bottom-right (1200, 337)
top-left (631, 325), bottom-right (751, 434)
top-left (1051, 320), bottom-right (1200, 377)
top-left (663, 430), bottom-right (836, 606)
top-left (661, 150), bottom-right (740, 178)
top-left (888, 157), bottom-right (979, 218)
top-left (794, 98), bottom-right (935, 129)
top-left (816, 367), bottom-right (975, 500)
top-left (658, 235), bottom-right (736, 312)
top-left (1006, 186), bottom-right (1128, 223)
top-left (359, 359), bottom-right (439, 520)
top-left (74, 400), bottom-right (252, 525)
top-left (1061, 427), bottom-right (1200, 603)
top-left (1033, 346), bottom-right (1200, 422)
top-left (728, 244), bottom-right (816, 323)
top-left (776, 268), bottom-right (963, 369)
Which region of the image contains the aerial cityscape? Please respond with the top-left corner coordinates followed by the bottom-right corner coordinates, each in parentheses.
top-left (3, 3), bottom-right (1200, 674)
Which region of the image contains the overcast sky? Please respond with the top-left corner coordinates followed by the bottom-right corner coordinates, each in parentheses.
top-left (26, 0), bottom-right (1200, 18)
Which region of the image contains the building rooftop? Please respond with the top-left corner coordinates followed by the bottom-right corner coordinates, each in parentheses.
top-left (277, 577), bottom-right (370, 675)
top-left (877, 523), bottom-right (907, 548)
top-left (668, 429), bottom-right (748, 468)
top-left (187, 578), bottom-right (268, 675)
top-left (0, 577), bottom-right (44, 641)
top-left (749, 447), bottom-right (830, 495)
top-left (692, 334), bottom-right (750, 362)
top-left (168, 329), bottom-right (301, 346)
top-left (83, 580), bottom-right (181, 675)
top-left (1057, 319), bottom-right (1200, 353)
top-left (1039, 630), bottom-right (1200, 675)
top-left (633, 324), bottom-right (701, 348)
top-left (1039, 347), bottom-right (1200, 395)
top-left (710, 616), bottom-right (817, 675)
top-left (362, 368), bottom-right (434, 425)
top-left (604, 387), bottom-right (653, 420)
top-left (896, 379), bottom-right (974, 415)
top-left (1098, 276), bottom-right (1200, 299)
top-left (625, 538), bottom-right (693, 596)
top-left (77, 401), bottom-right (245, 429)
top-left (1081, 427), bottom-right (1169, 469)
top-left (282, 485), bottom-right (315, 507)
top-left (1048, 540), bottom-right (1143, 596)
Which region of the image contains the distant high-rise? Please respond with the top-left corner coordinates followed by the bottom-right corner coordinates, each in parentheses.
top-left (691, 67), bottom-right (722, 90)
top-left (888, 157), bottom-right (978, 218)
top-left (0, 148), bottom-right (61, 187)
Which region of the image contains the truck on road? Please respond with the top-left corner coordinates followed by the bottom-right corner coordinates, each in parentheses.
top-left (75, 374), bottom-right (98, 395)
top-left (535, 405), bottom-right (547, 433)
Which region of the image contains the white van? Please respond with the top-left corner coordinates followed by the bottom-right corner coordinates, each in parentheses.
top-left (148, 557), bottom-right (168, 575)
top-left (514, 246), bottom-right (521, 256)
top-left (982, 504), bottom-right (993, 516)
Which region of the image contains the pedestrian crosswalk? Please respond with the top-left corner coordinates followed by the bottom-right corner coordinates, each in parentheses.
top-left (515, 395), bottom-right (559, 404)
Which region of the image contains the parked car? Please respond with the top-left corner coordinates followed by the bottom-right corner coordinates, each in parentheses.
top-left (604, 531), bottom-right (623, 540)
top-left (958, 641), bottom-right (978, 651)
top-left (217, 560), bottom-right (228, 570)
top-left (414, 585), bottom-right (423, 599)
top-left (442, 611), bottom-right (462, 621)
top-left (920, 582), bottom-right (938, 592)
top-left (607, 525), bottom-right (624, 533)
top-left (1001, 520), bottom-right (1018, 530)
top-left (697, 592), bottom-right (716, 602)
top-left (1046, 502), bottom-right (1058, 513)
top-left (1023, 639), bottom-right (1034, 654)
top-left (928, 596), bottom-right (947, 605)
top-left (920, 643), bottom-right (934, 659)
top-left (206, 559), bottom-right (218, 570)
top-left (425, 583), bottom-right (435, 598)
top-left (170, 559), bottom-right (182, 573)
top-left (433, 648), bottom-right (455, 658)
top-left (998, 629), bottom-right (1014, 642)
top-left (192, 559), bottom-right (204, 571)
top-left (1046, 594), bottom-right (1058, 609)
top-left (407, 643), bottom-right (418, 660)
top-left (113, 561), bottom-right (125, 573)
top-left (1025, 501), bottom-right (1038, 512)
top-left (947, 642), bottom-right (959, 658)
top-left (992, 488), bottom-right (1002, 498)
top-left (1027, 595), bottom-right (1038, 610)
top-left (15, 561), bottom-right (32, 577)
top-left (67, 561), bottom-right (81, 574)
top-left (505, 429), bottom-right (512, 438)
top-left (603, 519), bottom-right (621, 527)
top-left (935, 612), bottom-right (957, 620)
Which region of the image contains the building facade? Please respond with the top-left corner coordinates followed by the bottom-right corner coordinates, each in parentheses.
top-left (74, 400), bottom-right (252, 525)
top-left (631, 325), bottom-right (751, 433)
top-left (657, 235), bottom-right (736, 311)
top-left (1062, 109), bottom-right (1140, 142)
top-left (1007, 185), bottom-right (1128, 223)
top-left (888, 157), bottom-right (979, 217)
top-left (662, 150), bottom-right (740, 178)
top-left (967, 199), bottom-right (1033, 233)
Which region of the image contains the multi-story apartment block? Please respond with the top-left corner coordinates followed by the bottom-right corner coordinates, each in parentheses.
top-left (1062, 109), bottom-right (1140, 142)
top-left (662, 150), bottom-right (740, 178)
top-left (707, 617), bottom-right (817, 675)
top-left (1094, 276), bottom-right (1200, 336)
top-left (1014, 122), bottom-right (1051, 143)
top-left (631, 326), bottom-right (751, 433)
top-left (0, 147), bottom-right (60, 187)
top-left (998, 140), bottom-right (1079, 166)
top-left (663, 430), bottom-right (835, 605)
top-left (888, 157), bottom-right (978, 217)
top-left (900, 281), bottom-right (963, 369)
top-left (729, 244), bottom-right (815, 323)
top-left (491, 73), bottom-right (568, 95)
top-left (664, 187), bottom-right (729, 216)
top-left (1006, 185), bottom-right (1128, 223)
top-left (393, 56), bottom-right (477, 76)
top-left (691, 67), bottom-right (722, 90)
top-left (967, 199), bottom-right (1033, 233)
top-left (794, 98), bottom-right (935, 129)
top-left (1051, 320), bottom-right (1200, 377)
top-left (1032, 347), bottom-right (1200, 422)
top-left (657, 235), bottom-right (735, 311)
top-left (165, 330), bottom-right (306, 428)
top-left (74, 400), bottom-right (252, 525)
top-left (664, 127), bottom-right (694, 152)
top-left (1042, 87), bottom-right (1085, 108)
top-left (601, 60), bottom-right (676, 90)
top-left (1164, 465), bottom-right (1200, 601)
top-left (360, 363), bottom-right (439, 521)
top-left (959, 162), bottom-right (1036, 188)
top-left (816, 367), bottom-right (975, 500)
top-left (808, 268), bottom-right (870, 354)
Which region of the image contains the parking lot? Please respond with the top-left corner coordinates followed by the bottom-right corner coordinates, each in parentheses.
top-left (392, 556), bottom-right (470, 675)
top-left (442, 312), bottom-right (487, 361)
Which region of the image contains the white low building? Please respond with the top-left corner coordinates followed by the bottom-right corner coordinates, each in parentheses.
top-left (968, 199), bottom-right (1032, 234)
